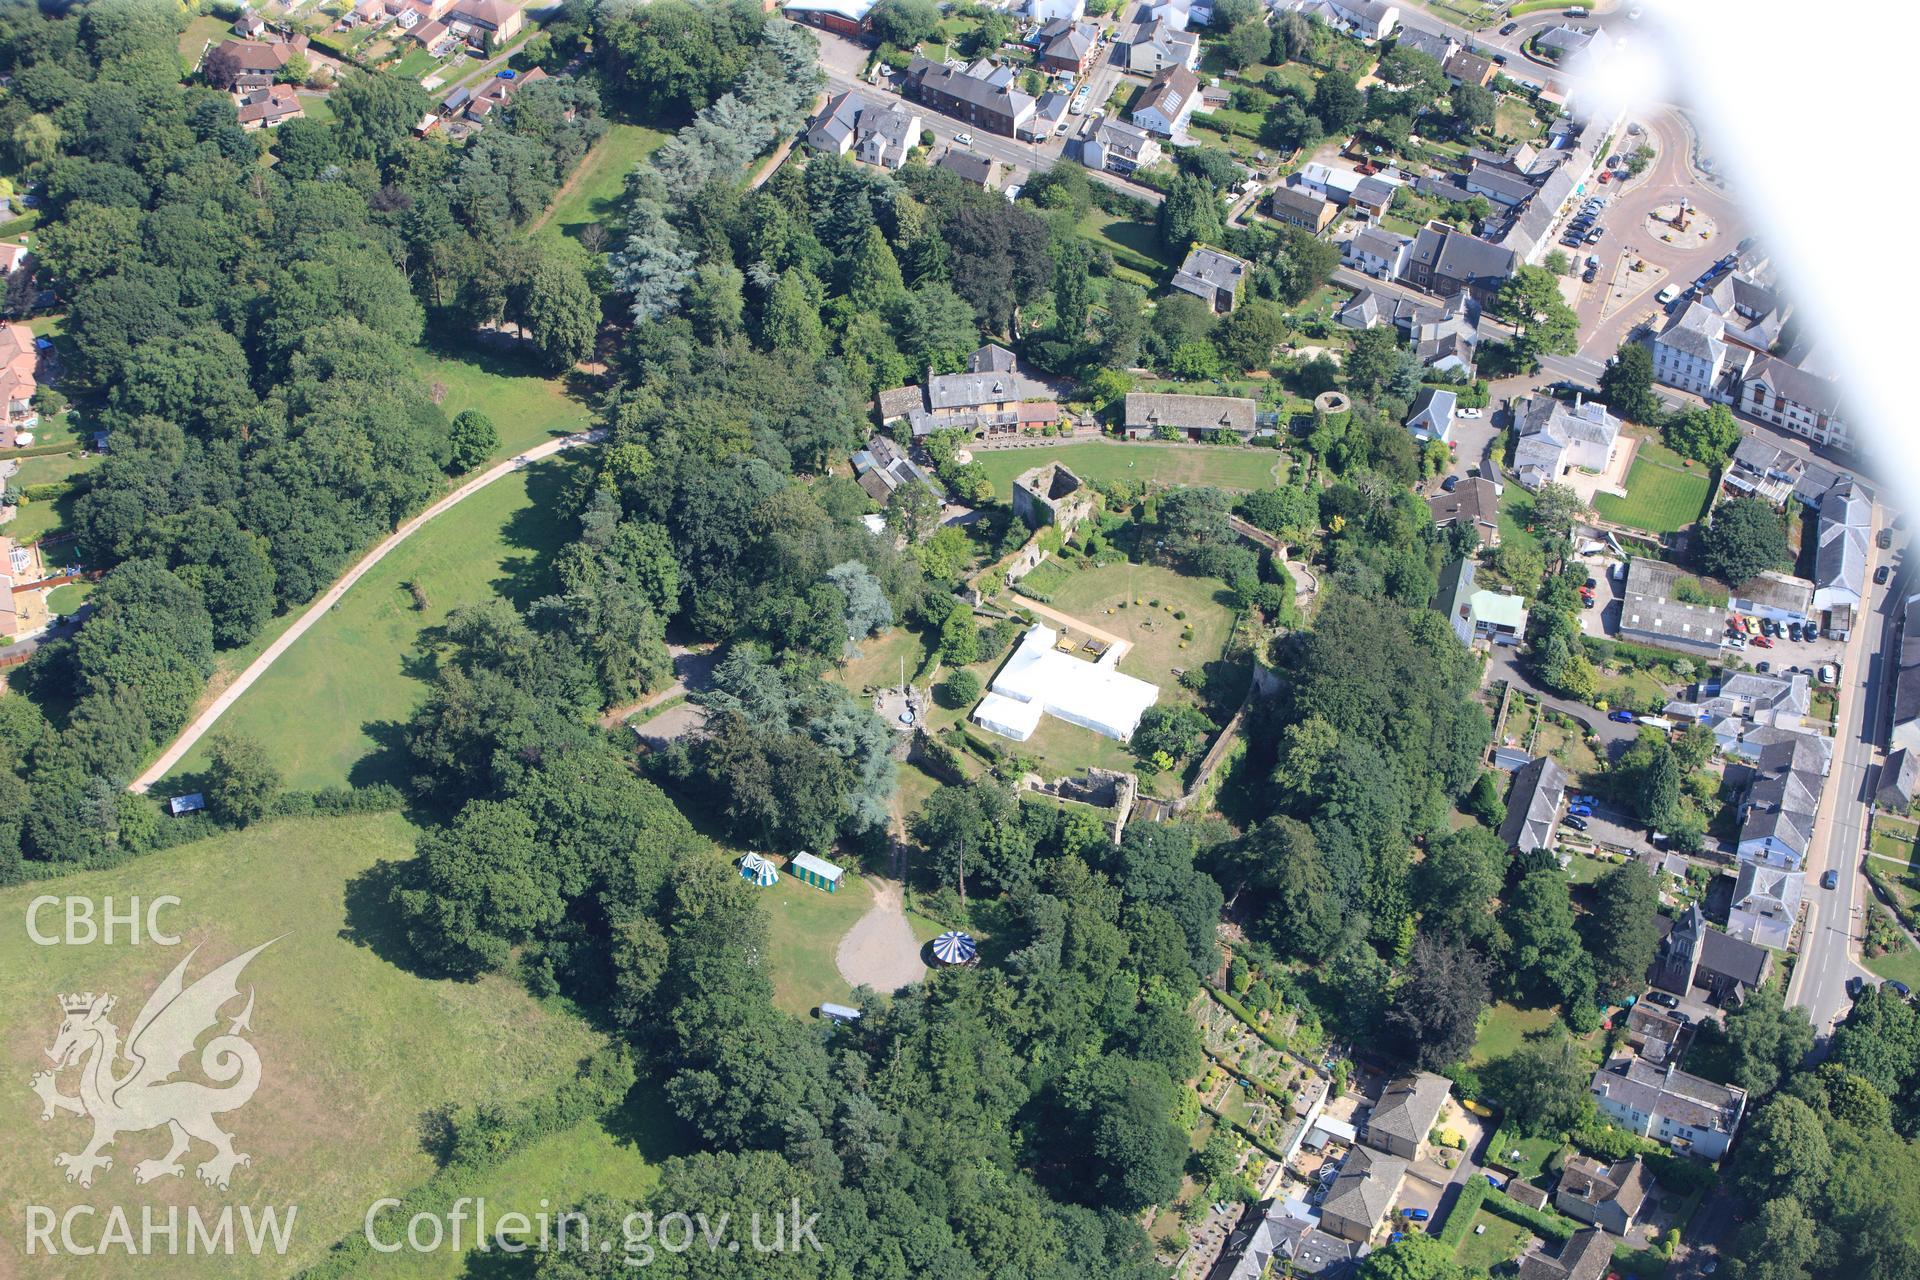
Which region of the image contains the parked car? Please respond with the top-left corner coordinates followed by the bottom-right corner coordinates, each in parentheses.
top-left (1876, 565), bottom-right (1891, 585)
top-left (1647, 990), bottom-right (1680, 1008)
top-left (1585, 228), bottom-right (1604, 243)
top-left (1753, 635), bottom-right (1774, 648)
top-left (1671, 1011), bottom-right (1691, 1025)
top-left (1598, 170), bottom-right (1612, 183)
top-left (954, 132), bottom-right (973, 146)
top-left (1727, 634), bottom-right (1747, 649)
top-left (1819, 664), bottom-right (1837, 683)
top-left (1756, 661), bottom-right (1770, 673)
top-left (1563, 815), bottom-right (1589, 831)
top-left (1788, 621), bottom-right (1803, 640)
top-left (1804, 625), bottom-right (1820, 641)
top-left (1849, 976), bottom-right (1866, 998)
top-left (1572, 794), bottom-right (1597, 806)
top-left (1879, 528), bottom-right (1894, 549)
top-left (1892, 981), bottom-right (1912, 999)
top-left (1490, 52), bottom-right (1507, 64)
top-left (1499, 19), bottom-right (1518, 32)
top-left (1484, 1173), bottom-right (1505, 1189)
top-left (1442, 475), bottom-right (1460, 492)
top-left (1823, 869), bottom-right (1840, 890)
top-left (1582, 266), bottom-right (1597, 283)
top-left (1609, 710), bottom-right (1637, 723)
top-left (1404, 1209), bottom-right (1431, 1222)
top-left (1459, 407), bottom-right (1482, 418)
top-left (1568, 803), bottom-right (1594, 817)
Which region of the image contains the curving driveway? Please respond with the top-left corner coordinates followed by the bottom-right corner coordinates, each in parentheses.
top-left (128, 430), bottom-right (604, 795)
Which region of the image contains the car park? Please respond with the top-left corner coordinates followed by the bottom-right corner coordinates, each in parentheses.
top-left (1824, 869), bottom-right (1839, 890)
top-left (1563, 815), bottom-right (1589, 831)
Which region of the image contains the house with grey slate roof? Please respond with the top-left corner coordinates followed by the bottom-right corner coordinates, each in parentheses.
top-left (1402, 221), bottom-right (1516, 304)
top-left (1511, 394), bottom-right (1620, 490)
top-left (1813, 477), bottom-right (1869, 633)
top-left (1499, 755), bottom-right (1567, 854)
top-left (1319, 1146), bottom-right (1407, 1242)
top-left (1206, 1200), bottom-right (1355, 1280)
top-left (1590, 1047), bottom-right (1747, 1158)
top-left (1342, 226), bottom-right (1411, 279)
top-left (1739, 351), bottom-right (1849, 449)
top-left (1728, 861), bottom-right (1803, 950)
top-left (1736, 733), bottom-right (1828, 870)
top-left (1362, 1071), bottom-right (1450, 1160)
top-left (1891, 594), bottom-right (1920, 755)
top-left (1171, 246), bottom-right (1249, 313)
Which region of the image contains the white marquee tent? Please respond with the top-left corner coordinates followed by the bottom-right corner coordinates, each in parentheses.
top-left (971, 623), bottom-right (1159, 743)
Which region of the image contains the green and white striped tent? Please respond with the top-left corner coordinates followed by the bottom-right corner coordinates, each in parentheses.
top-left (740, 852), bottom-right (779, 887)
top-left (789, 851), bottom-right (844, 893)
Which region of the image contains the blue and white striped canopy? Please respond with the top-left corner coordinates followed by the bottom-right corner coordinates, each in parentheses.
top-left (931, 931), bottom-right (978, 965)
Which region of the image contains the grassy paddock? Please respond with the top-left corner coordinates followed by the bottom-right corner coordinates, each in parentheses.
top-left (0, 813), bottom-right (609, 1280)
top-left (407, 344), bottom-right (593, 459)
top-left (975, 442), bottom-right (1284, 499)
top-left (534, 122), bottom-right (671, 246)
top-left (163, 458), bottom-right (583, 793)
top-left (1469, 1001), bottom-right (1563, 1066)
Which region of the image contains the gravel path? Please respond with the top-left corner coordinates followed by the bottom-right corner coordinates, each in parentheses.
top-left (835, 878), bottom-right (926, 994)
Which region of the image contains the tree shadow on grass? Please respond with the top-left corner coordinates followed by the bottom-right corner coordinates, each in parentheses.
top-left (346, 719), bottom-right (412, 793)
top-left (491, 458), bottom-right (582, 610)
top-left (338, 856), bottom-right (453, 977)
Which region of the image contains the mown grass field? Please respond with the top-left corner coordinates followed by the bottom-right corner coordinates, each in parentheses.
top-left (407, 345), bottom-right (593, 459)
top-left (975, 442), bottom-right (1285, 500)
top-left (1468, 1001), bottom-right (1562, 1066)
top-left (3, 449), bottom-right (100, 545)
top-left (162, 457), bottom-right (582, 794)
top-left (0, 813), bottom-right (611, 1280)
top-left (533, 122), bottom-right (670, 246)
top-left (1077, 211), bottom-right (1177, 287)
top-left (1592, 444), bottom-right (1715, 534)
top-left (1453, 1210), bottom-right (1538, 1271)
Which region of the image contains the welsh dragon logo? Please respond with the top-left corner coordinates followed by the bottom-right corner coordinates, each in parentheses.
top-left (28, 940), bottom-right (277, 1192)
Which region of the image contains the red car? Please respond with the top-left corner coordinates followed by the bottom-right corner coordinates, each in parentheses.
top-left (1598, 171), bottom-right (1613, 184)
top-left (1752, 635), bottom-right (1774, 648)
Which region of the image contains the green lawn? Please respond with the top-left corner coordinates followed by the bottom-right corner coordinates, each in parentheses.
top-left (757, 864), bottom-right (882, 1015)
top-left (1872, 816), bottom-right (1919, 864)
top-left (162, 457), bottom-right (582, 793)
top-left (1469, 1001), bottom-right (1563, 1066)
top-left (391, 47), bottom-right (446, 81)
top-left (4, 449), bottom-right (100, 545)
top-left (1453, 1210), bottom-right (1539, 1271)
top-left (1492, 96), bottom-right (1541, 141)
top-left (975, 442), bottom-right (1284, 500)
top-left (1865, 935), bottom-right (1920, 989)
top-left (1592, 445), bottom-right (1715, 534)
top-left (0, 812), bottom-right (610, 1280)
top-left (1078, 210), bottom-right (1178, 286)
top-left (178, 12), bottom-right (228, 68)
top-left (44, 580), bottom-right (90, 614)
top-left (534, 122), bottom-right (670, 246)
top-left (407, 344), bottom-right (593, 458)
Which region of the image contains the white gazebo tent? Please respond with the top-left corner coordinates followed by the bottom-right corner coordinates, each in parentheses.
top-left (971, 623), bottom-right (1160, 743)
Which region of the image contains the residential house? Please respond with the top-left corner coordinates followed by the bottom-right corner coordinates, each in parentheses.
top-left (1700, 271), bottom-right (1789, 352)
top-left (1392, 24), bottom-right (1458, 64)
top-left (445, 0), bottom-right (524, 46)
top-left (1555, 1155), bottom-right (1650, 1235)
top-left (1362, 1071), bottom-right (1450, 1161)
top-left (1893, 593), bottom-right (1920, 755)
top-left (0, 321), bottom-right (38, 444)
top-left (1664, 670), bottom-right (1816, 764)
top-left (235, 83), bottom-right (304, 129)
top-left (1651, 903), bottom-right (1774, 1004)
top-left (203, 35), bottom-right (308, 92)
top-left (782, 0), bottom-right (877, 37)
top-left (877, 344), bottom-right (1058, 438)
top-left (1348, 173), bottom-right (1401, 219)
top-left (233, 11), bottom-right (267, 37)
top-left (1343, 227), bottom-right (1411, 279)
top-left (1208, 1200), bottom-right (1355, 1280)
top-left (1738, 353), bottom-right (1849, 450)
top-left (1319, 1146), bottom-right (1408, 1242)
top-left (1124, 16), bottom-right (1202, 72)
top-left (1170, 246), bottom-right (1249, 313)
top-left (807, 92), bottom-right (923, 170)
top-left (1442, 48), bottom-right (1495, 86)
top-left (1510, 393), bottom-right (1620, 490)
top-left (1535, 23), bottom-right (1612, 63)
top-left (1028, 0), bottom-right (1087, 22)
top-left (1617, 557), bottom-right (1724, 658)
top-left (1295, 161), bottom-right (1366, 204)
top-left (1037, 19), bottom-right (1101, 76)
top-left (0, 242), bottom-right (30, 281)
top-left (1878, 747), bottom-right (1919, 810)
top-left (1293, 0), bottom-right (1400, 42)
top-left (937, 148), bottom-right (1001, 189)
top-left (1736, 733), bottom-right (1828, 871)
top-left (1082, 118), bottom-right (1162, 174)
top-left (1813, 477), bottom-right (1869, 637)
top-left (1404, 387), bottom-right (1455, 443)
top-left (850, 435), bottom-right (942, 507)
top-left (1624, 1003), bottom-right (1691, 1069)
top-left (463, 66), bottom-right (546, 122)
top-left (1722, 436), bottom-right (1818, 509)
top-left (1728, 860), bottom-right (1804, 950)
top-left (1428, 477), bottom-right (1501, 548)
top-left (1434, 558), bottom-right (1527, 647)
top-left (1021, 91), bottom-right (1071, 140)
top-left (1464, 160), bottom-right (1537, 208)
top-left (1122, 392), bottom-right (1258, 441)
top-left (1516, 1230), bottom-right (1616, 1280)
top-left (1267, 183), bottom-right (1338, 233)
top-left (1651, 301), bottom-right (1751, 397)
top-left (1131, 64), bottom-right (1202, 138)
top-left (1401, 221), bottom-right (1516, 305)
top-left (1590, 1050), bottom-right (1748, 1159)
top-left (904, 58), bottom-right (1038, 138)
top-left (1498, 754), bottom-right (1568, 854)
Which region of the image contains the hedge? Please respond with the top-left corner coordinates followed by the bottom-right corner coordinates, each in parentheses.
top-left (1437, 1174), bottom-right (1489, 1245)
top-left (1482, 1188), bottom-right (1577, 1245)
top-left (1611, 1245), bottom-right (1670, 1278)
